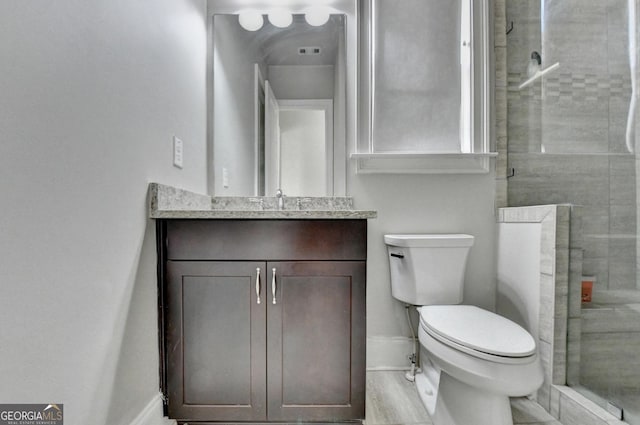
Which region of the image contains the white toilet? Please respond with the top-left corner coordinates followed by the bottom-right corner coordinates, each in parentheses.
top-left (384, 234), bottom-right (543, 425)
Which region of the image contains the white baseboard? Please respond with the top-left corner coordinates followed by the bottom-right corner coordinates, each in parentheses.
top-left (128, 393), bottom-right (174, 425)
top-left (367, 336), bottom-right (415, 371)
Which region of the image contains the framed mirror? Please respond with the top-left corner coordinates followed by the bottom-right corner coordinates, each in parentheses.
top-left (207, 1), bottom-right (356, 197)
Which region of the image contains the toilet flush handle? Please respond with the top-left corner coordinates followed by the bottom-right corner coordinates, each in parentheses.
top-left (390, 253), bottom-right (404, 259)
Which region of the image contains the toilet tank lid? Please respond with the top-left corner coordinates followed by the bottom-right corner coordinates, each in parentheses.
top-left (384, 234), bottom-right (475, 248)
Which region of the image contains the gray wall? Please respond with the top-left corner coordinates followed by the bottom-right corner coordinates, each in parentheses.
top-left (349, 172), bottom-right (498, 368)
top-left (0, 1), bottom-right (208, 424)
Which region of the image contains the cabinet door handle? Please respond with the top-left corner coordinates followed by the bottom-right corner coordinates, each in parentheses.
top-left (271, 268), bottom-right (277, 304)
top-left (256, 267), bottom-right (261, 304)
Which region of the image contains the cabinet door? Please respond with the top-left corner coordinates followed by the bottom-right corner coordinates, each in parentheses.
top-left (166, 261), bottom-right (267, 421)
top-left (266, 261), bottom-right (366, 421)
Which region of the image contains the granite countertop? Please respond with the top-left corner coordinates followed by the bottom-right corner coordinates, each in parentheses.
top-left (148, 183), bottom-right (377, 220)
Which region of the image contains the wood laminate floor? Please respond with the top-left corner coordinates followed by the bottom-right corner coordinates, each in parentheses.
top-left (365, 371), bottom-right (562, 425)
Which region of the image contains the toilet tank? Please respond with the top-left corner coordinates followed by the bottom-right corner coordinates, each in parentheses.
top-left (384, 234), bottom-right (474, 305)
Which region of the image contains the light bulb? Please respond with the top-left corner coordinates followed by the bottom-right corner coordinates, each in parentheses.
top-left (268, 9), bottom-right (293, 28)
top-left (238, 10), bottom-right (263, 31)
top-left (305, 6), bottom-right (330, 26)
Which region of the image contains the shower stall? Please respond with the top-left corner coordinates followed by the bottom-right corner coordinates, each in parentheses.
top-left (504, 0), bottom-right (640, 423)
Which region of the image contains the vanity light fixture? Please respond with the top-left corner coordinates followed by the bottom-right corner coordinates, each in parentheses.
top-left (239, 7), bottom-right (331, 31)
top-left (268, 8), bottom-right (293, 28)
top-left (304, 6), bottom-right (331, 26)
top-left (238, 10), bottom-right (264, 31)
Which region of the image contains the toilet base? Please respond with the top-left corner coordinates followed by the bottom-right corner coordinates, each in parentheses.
top-left (414, 369), bottom-right (438, 417)
top-left (431, 372), bottom-right (513, 425)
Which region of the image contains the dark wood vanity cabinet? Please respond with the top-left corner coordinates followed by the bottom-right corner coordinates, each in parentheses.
top-left (157, 219), bottom-right (367, 424)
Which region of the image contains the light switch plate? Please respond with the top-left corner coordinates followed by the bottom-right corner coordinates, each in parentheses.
top-left (173, 136), bottom-right (183, 168)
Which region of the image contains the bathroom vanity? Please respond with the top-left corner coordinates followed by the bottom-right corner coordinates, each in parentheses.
top-left (151, 184), bottom-right (375, 424)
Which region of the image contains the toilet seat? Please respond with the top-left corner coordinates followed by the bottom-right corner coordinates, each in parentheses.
top-left (418, 305), bottom-right (536, 364)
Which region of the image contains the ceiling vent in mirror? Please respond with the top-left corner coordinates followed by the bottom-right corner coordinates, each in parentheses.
top-left (298, 47), bottom-right (322, 55)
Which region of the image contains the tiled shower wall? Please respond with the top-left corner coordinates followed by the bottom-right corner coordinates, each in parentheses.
top-left (504, 0), bottom-right (638, 291)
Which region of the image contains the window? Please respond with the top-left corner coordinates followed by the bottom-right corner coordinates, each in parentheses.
top-left (354, 0), bottom-right (494, 173)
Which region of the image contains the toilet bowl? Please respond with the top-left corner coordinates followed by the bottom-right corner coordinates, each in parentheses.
top-left (415, 305), bottom-right (543, 425)
top-left (384, 234), bottom-right (543, 425)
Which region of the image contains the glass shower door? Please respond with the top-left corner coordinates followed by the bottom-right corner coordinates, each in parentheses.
top-left (505, 0), bottom-right (640, 422)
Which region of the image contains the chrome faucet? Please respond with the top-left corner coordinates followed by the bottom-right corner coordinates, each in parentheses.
top-left (275, 189), bottom-right (285, 210)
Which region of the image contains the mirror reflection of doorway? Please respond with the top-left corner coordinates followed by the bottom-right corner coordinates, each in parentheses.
top-left (255, 65), bottom-right (266, 196)
top-left (263, 87), bottom-right (333, 197)
top-left (264, 80), bottom-right (280, 196)
top-left (279, 101), bottom-right (333, 197)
